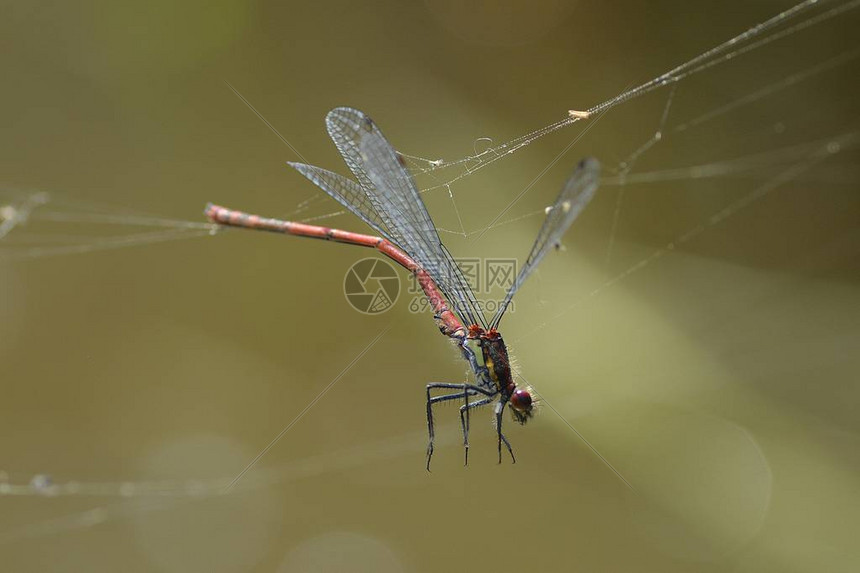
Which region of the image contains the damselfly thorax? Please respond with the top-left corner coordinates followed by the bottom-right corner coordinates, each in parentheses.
top-left (467, 325), bottom-right (534, 424)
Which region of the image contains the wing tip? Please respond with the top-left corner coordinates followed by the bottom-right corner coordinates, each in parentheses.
top-left (326, 106), bottom-right (369, 132)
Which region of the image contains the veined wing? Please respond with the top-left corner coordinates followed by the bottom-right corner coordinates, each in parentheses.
top-left (291, 107), bottom-right (487, 328)
top-left (489, 158), bottom-right (600, 329)
top-left (287, 162), bottom-right (390, 239)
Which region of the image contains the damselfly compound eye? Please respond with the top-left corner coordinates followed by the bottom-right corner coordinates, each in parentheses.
top-left (510, 389), bottom-right (532, 411)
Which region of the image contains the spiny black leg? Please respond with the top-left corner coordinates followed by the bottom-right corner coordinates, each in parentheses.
top-left (426, 385), bottom-right (436, 471)
top-left (501, 433), bottom-right (516, 463)
top-left (426, 383), bottom-right (497, 469)
top-left (495, 402), bottom-right (503, 463)
top-left (494, 401), bottom-right (516, 464)
top-left (426, 383), bottom-right (480, 470)
top-left (460, 397), bottom-right (493, 466)
top-left (462, 386), bottom-right (470, 466)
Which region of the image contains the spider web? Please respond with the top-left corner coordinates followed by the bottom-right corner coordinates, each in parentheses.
top-left (1, 0), bottom-right (859, 548)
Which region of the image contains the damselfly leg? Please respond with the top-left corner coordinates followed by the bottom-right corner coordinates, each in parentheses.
top-left (495, 399), bottom-right (516, 465)
top-left (460, 397), bottom-right (494, 466)
top-left (425, 382), bottom-right (498, 470)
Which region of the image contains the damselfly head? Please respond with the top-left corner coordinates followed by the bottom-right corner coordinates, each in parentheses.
top-left (508, 386), bottom-right (535, 425)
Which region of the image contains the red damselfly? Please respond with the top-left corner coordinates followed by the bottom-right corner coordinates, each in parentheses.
top-left (206, 107), bottom-right (599, 468)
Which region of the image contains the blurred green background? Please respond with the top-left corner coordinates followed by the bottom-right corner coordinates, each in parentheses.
top-left (1, 1), bottom-right (859, 571)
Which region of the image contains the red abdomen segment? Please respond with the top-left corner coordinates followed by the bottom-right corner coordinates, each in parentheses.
top-left (205, 204), bottom-right (465, 338)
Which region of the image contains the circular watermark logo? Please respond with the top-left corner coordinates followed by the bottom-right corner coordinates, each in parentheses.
top-left (343, 257), bottom-right (400, 314)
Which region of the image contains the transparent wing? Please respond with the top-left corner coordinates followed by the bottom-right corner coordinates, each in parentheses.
top-left (292, 107), bottom-right (487, 328)
top-left (288, 163), bottom-right (390, 239)
top-left (349, 115), bottom-right (486, 328)
top-left (490, 158), bottom-right (601, 329)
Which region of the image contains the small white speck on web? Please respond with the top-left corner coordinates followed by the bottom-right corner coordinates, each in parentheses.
top-left (29, 474), bottom-right (56, 496)
top-left (0, 205), bottom-right (17, 221)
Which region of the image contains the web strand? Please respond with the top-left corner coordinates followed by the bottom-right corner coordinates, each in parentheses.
top-left (1, 1), bottom-right (857, 544)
